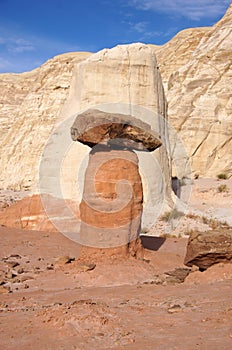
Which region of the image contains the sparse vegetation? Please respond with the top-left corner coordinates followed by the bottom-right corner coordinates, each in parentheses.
top-left (186, 213), bottom-right (199, 220)
top-left (217, 173), bottom-right (228, 180)
top-left (180, 178), bottom-right (186, 186)
top-left (160, 209), bottom-right (185, 222)
top-left (217, 184), bottom-right (228, 193)
top-left (209, 218), bottom-right (220, 230)
top-left (141, 227), bottom-right (149, 234)
top-left (201, 215), bottom-right (230, 229)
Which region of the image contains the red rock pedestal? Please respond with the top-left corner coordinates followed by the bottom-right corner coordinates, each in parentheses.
top-left (79, 145), bottom-right (144, 258)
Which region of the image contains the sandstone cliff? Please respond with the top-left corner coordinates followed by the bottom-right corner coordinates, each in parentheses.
top-left (0, 52), bottom-right (91, 191)
top-left (153, 4), bottom-right (232, 178)
top-left (150, 26), bottom-right (210, 90)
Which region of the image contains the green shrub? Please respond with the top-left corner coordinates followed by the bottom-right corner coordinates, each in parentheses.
top-left (217, 173), bottom-right (228, 180)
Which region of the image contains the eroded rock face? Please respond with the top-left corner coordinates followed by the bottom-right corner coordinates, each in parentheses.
top-left (154, 4), bottom-right (232, 178)
top-left (79, 145), bottom-right (143, 253)
top-left (0, 52), bottom-right (92, 191)
top-left (0, 194), bottom-right (80, 232)
top-left (151, 26), bottom-right (210, 90)
top-left (71, 108), bottom-right (162, 151)
top-left (184, 229), bottom-right (232, 270)
top-left (62, 43), bottom-right (173, 231)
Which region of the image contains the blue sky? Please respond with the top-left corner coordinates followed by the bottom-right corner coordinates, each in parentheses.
top-left (0, 0), bottom-right (231, 73)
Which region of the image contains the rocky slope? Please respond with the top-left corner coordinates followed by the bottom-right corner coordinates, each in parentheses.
top-left (153, 3), bottom-right (232, 178)
top-left (151, 26), bottom-right (210, 90)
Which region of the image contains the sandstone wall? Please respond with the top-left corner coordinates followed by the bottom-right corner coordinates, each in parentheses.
top-left (0, 52), bottom-right (91, 191)
top-left (154, 4), bottom-right (232, 178)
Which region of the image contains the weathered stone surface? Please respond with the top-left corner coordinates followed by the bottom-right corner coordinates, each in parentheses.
top-left (0, 194), bottom-right (80, 232)
top-left (151, 26), bottom-right (210, 90)
top-left (0, 52), bottom-right (91, 191)
top-left (61, 43), bottom-right (173, 230)
top-left (79, 146), bottom-right (143, 250)
top-left (153, 4), bottom-right (232, 178)
top-left (184, 229), bottom-right (232, 270)
top-left (0, 43), bottom-right (172, 232)
top-left (71, 108), bottom-right (162, 151)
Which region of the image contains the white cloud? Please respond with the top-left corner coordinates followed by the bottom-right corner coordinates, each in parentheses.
top-left (0, 57), bottom-right (13, 70)
top-left (129, 0), bottom-right (231, 20)
top-left (0, 34), bottom-right (36, 53)
top-left (128, 20), bottom-right (177, 40)
top-left (133, 21), bottom-right (148, 33)
top-left (8, 40), bottom-right (35, 53)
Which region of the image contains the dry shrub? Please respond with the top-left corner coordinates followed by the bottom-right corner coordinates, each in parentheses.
top-left (217, 184), bottom-right (228, 193)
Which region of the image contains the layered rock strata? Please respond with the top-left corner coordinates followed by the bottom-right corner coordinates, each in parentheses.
top-left (62, 43), bottom-right (173, 233)
top-left (79, 145), bottom-right (143, 253)
top-left (71, 109), bottom-right (162, 151)
top-left (185, 229), bottom-right (232, 270)
top-left (154, 4), bottom-right (232, 178)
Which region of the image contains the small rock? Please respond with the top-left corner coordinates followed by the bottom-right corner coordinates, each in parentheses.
top-left (164, 268), bottom-right (191, 284)
top-left (55, 256), bottom-right (75, 266)
top-left (0, 285), bottom-right (10, 294)
top-left (167, 305), bottom-right (182, 314)
top-left (46, 264), bottom-right (54, 270)
top-left (20, 275), bottom-right (34, 283)
top-left (17, 267), bottom-right (24, 274)
top-left (5, 271), bottom-right (17, 279)
top-left (5, 261), bottom-right (19, 269)
top-left (75, 263), bottom-right (96, 272)
top-left (8, 254), bottom-right (22, 259)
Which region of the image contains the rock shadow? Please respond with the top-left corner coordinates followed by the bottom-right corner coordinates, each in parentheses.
top-left (140, 235), bottom-right (166, 251)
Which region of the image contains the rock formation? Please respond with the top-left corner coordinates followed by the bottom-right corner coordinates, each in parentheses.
top-left (0, 52), bottom-right (91, 191)
top-left (71, 105), bottom-right (164, 252)
top-left (185, 229), bottom-right (232, 270)
top-left (153, 3), bottom-right (232, 178)
top-left (151, 26), bottom-right (210, 90)
top-left (41, 43), bottom-right (172, 236)
top-left (78, 145), bottom-right (143, 252)
top-left (0, 194), bottom-right (80, 232)
top-left (66, 44), bottom-right (171, 251)
top-left (71, 109), bottom-right (162, 151)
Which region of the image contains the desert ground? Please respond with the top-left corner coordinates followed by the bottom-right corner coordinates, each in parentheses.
top-left (0, 178), bottom-right (232, 350)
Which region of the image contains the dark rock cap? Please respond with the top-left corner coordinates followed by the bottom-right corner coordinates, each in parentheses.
top-left (71, 109), bottom-right (162, 151)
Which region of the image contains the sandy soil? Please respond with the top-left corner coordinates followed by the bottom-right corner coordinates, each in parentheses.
top-left (0, 179), bottom-right (232, 349)
top-left (0, 226), bottom-right (232, 350)
top-left (149, 178), bottom-right (232, 237)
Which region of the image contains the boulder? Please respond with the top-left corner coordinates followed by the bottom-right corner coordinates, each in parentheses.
top-left (184, 229), bottom-right (232, 270)
top-left (71, 108), bottom-right (162, 151)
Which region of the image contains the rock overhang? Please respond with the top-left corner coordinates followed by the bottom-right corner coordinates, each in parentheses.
top-left (71, 108), bottom-right (162, 151)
